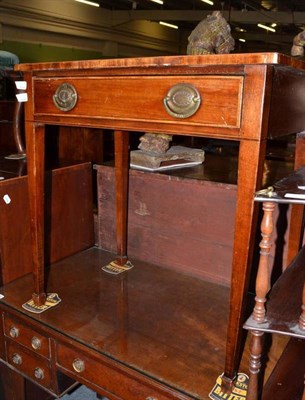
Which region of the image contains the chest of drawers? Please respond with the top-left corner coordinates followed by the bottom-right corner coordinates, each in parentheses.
top-left (0, 309), bottom-right (76, 396)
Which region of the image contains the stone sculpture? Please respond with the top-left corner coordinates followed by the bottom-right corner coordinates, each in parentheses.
top-left (187, 11), bottom-right (235, 55)
top-left (291, 30), bottom-right (305, 57)
top-left (138, 133), bottom-right (173, 154)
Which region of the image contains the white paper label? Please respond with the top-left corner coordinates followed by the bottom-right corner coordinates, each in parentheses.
top-left (15, 81), bottom-right (27, 90)
top-left (3, 194), bottom-right (11, 204)
top-left (16, 93), bottom-right (28, 102)
top-left (284, 193), bottom-right (305, 200)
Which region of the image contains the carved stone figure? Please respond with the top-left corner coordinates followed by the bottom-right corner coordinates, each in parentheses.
top-left (291, 30), bottom-right (305, 57)
top-left (187, 11), bottom-right (235, 55)
top-left (138, 133), bottom-right (173, 154)
top-left (131, 132), bottom-right (204, 171)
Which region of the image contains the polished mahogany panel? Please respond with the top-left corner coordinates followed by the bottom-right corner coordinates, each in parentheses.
top-left (0, 247), bottom-right (232, 399)
top-left (0, 162), bottom-right (94, 284)
top-left (33, 76), bottom-right (243, 132)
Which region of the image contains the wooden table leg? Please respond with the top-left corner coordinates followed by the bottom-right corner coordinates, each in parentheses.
top-left (287, 132), bottom-right (305, 265)
top-left (222, 139), bottom-right (267, 389)
top-left (114, 130), bottom-right (129, 266)
top-left (26, 122), bottom-right (46, 306)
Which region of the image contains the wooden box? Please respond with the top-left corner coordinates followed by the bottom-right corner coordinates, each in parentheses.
top-left (97, 164), bottom-right (237, 286)
top-left (0, 162), bottom-right (94, 284)
top-left (96, 164), bottom-right (293, 287)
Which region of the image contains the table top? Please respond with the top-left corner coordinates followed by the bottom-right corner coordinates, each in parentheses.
top-left (14, 52), bottom-right (305, 73)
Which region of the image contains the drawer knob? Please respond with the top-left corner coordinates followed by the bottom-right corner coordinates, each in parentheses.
top-left (146, 397), bottom-right (158, 400)
top-left (72, 358), bottom-right (85, 373)
top-left (12, 353), bottom-right (22, 365)
top-left (31, 336), bottom-right (42, 350)
top-left (34, 367), bottom-right (45, 380)
top-left (9, 326), bottom-right (19, 338)
top-left (163, 83), bottom-right (201, 119)
top-left (53, 82), bottom-right (78, 112)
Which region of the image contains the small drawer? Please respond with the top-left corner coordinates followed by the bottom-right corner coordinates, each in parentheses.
top-left (33, 76), bottom-right (243, 133)
top-left (57, 343), bottom-right (189, 400)
top-left (6, 340), bottom-right (52, 388)
top-left (4, 314), bottom-right (50, 358)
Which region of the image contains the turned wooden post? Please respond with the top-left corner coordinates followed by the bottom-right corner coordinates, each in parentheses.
top-left (247, 330), bottom-right (264, 400)
top-left (253, 201), bottom-right (276, 323)
top-left (247, 201), bottom-right (275, 400)
top-left (114, 130), bottom-right (129, 266)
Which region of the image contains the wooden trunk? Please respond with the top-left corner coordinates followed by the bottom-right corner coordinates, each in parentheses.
top-left (97, 164), bottom-right (293, 287)
top-left (97, 164), bottom-right (237, 286)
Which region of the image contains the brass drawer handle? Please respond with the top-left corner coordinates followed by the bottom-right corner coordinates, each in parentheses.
top-left (72, 358), bottom-right (85, 373)
top-left (146, 397), bottom-right (158, 400)
top-left (53, 82), bottom-right (78, 112)
top-left (9, 326), bottom-right (19, 338)
top-left (31, 336), bottom-right (42, 350)
top-left (12, 353), bottom-right (22, 365)
top-left (34, 367), bottom-right (45, 380)
top-left (163, 83), bottom-right (201, 119)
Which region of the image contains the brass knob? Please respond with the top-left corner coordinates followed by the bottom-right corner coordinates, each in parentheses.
top-left (31, 337), bottom-right (42, 350)
top-left (12, 353), bottom-right (22, 365)
top-left (9, 326), bottom-right (19, 338)
top-left (146, 397), bottom-right (158, 400)
top-left (34, 367), bottom-right (44, 380)
top-left (72, 358), bottom-right (85, 373)
top-left (53, 82), bottom-right (78, 112)
top-left (163, 83), bottom-right (201, 119)
top-left (10, 326), bottom-right (19, 338)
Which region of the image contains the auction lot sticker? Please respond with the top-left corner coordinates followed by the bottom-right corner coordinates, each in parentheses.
top-left (209, 372), bottom-right (248, 400)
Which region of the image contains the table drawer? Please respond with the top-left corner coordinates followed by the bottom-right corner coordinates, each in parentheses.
top-left (57, 343), bottom-right (190, 400)
top-left (6, 340), bottom-right (52, 388)
top-left (4, 314), bottom-right (50, 358)
top-left (33, 76), bottom-right (243, 131)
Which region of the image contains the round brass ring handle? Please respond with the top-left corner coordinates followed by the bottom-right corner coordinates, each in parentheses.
top-left (31, 336), bottom-right (42, 350)
top-left (12, 353), bottom-right (22, 365)
top-left (163, 83), bottom-right (201, 119)
top-left (53, 82), bottom-right (78, 112)
top-left (9, 326), bottom-right (19, 338)
top-left (34, 367), bottom-right (45, 380)
top-left (72, 358), bottom-right (85, 373)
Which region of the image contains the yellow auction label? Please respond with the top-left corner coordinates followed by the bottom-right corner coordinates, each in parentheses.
top-left (22, 293), bottom-right (61, 314)
top-left (209, 373), bottom-right (248, 400)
